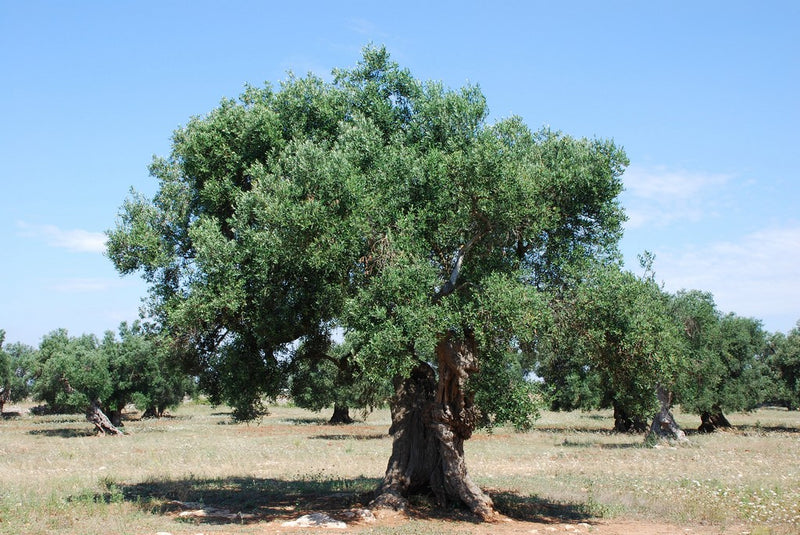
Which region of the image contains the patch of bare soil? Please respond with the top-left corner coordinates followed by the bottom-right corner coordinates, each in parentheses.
top-left (212, 516), bottom-right (747, 535)
top-left (161, 496), bottom-right (747, 535)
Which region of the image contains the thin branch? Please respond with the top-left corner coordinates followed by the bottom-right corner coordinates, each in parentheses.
top-left (435, 232), bottom-right (484, 301)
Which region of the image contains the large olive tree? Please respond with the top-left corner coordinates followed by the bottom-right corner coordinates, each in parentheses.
top-left (107, 46), bottom-right (627, 519)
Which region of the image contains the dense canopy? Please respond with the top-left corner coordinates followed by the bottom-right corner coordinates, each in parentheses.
top-left (107, 46), bottom-right (628, 517)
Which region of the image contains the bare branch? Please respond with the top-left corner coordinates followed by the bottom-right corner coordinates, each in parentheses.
top-left (435, 233), bottom-right (484, 301)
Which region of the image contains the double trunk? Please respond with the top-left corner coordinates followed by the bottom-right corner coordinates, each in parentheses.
top-left (612, 403), bottom-right (648, 433)
top-left (372, 333), bottom-right (495, 520)
top-left (698, 406), bottom-right (732, 433)
top-left (647, 386), bottom-right (686, 442)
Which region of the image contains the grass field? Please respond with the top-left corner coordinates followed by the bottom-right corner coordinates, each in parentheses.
top-left (1, 401), bottom-right (798, 535)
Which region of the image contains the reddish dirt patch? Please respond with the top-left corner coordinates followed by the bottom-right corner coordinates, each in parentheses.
top-left (249, 514), bottom-right (747, 534)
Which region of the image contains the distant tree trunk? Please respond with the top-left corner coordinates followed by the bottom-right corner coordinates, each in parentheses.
top-left (698, 405), bottom-right (732, 433)
top-left (142, 404), bottom-right (167, 418)
top-left (372, 332), bottom-right (495, 521)
top-left (329, 403), bottom-right (353, 424)
top-left (0, 387), bottom-right (7, 414)
top-left (108, 407), bottom-right (124, 428)
top-left (60, 377), bottom-right (123, 435)
top-left (647, 386), bottom-right (686, 443)
top-left (612, 403), bottom-right (648, 433)
top-left (86, 399), bottom-right (124, 436)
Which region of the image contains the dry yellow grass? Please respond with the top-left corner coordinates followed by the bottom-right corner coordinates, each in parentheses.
top-left (1, 401), bottom-right (798, 534)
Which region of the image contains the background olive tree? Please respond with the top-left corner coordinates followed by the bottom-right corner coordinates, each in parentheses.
top-left (30, 325), bottom-right (191, 432)
top-left (671, 290), bottom-right (772, 432)
top-left (766, 321), bottom-right (800, 410)
top-left (539, 260), bottom-right (687, 439)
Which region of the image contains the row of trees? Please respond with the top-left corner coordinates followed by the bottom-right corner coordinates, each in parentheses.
top-left (537, 259), bottom-right (800, 436)
top-left (5, 295), bottom-right (795, 430)
top-left (0, 323), bottom-right (192, 432)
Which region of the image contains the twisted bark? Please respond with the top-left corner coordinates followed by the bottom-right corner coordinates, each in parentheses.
top-left (647, 386), bottom-right (686, 443)
top-left (372, 332), bottom-right (495, 520)
top-left (86, 399), bottom-right (124, 436)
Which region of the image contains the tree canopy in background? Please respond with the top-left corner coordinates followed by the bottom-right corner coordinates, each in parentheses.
top-left (767, 321), bottom-right (800, 410)
top-left (538, 260), bottom-right (686, 435)
top-left (29, 324), bottom-right (191, 426)
top-left (1, 332), bottom-right (38, 413)
top-left (672, 291), bottom-right (772, 431)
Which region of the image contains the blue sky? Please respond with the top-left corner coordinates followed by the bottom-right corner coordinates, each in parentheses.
top-left (1, 1), bottom-right (798, 346)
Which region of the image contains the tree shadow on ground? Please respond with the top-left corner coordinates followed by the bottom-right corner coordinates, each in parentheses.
top-left (733, 424), bottom-right (800, 434)
top-left (1, 411), bottom-right (22, 419)
top-left (285, 417), bottom-right (331, 425)
top-left (116, 475), bottom-right (379, 525)
top-left (311, 433), bottom-right (388, 441)
top-left (490, 491), bottom-right (594, 524)
top-left (558, 438), bottom-right (641, 449)
top-left (105, 476), bottom-right (597, 527)
top-left (27, 427), bottom-right (96, 438)
top-left (534, 426), bottom-right (621, 435)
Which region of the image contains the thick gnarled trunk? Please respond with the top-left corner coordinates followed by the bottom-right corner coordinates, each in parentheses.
top-left (329, 403), bottom-right (354, 425)
top-left (647, 386), bottom-right (686, 443)
top-left (86, 399), bottom-right (124, 436)
top-left (613, 403), bottom-right (648, 433)
top-left (698, 406), bottom-right (732, 433)
top-left (372, 333), bottom-right (495, 521)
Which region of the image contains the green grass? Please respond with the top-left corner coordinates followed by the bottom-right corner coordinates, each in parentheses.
top-left (1, 401), bottom-right (798, 534)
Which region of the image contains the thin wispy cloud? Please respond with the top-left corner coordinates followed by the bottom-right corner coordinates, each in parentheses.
top-left (48, 278), bottom-right (125, 293)
top-left (622, 165), bottom-right (733, 229)
top-left (16, 221), bottom-right (106, 253)
top-left (655, 224), bottom-right (800, 331)
top-left (348, 18), bottom-right (383, 37)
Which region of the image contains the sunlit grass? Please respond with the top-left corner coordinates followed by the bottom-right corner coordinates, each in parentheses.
top-left (1, 401), bottom-right (798, 534)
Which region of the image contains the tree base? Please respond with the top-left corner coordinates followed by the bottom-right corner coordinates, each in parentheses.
top-left (372, 337), bottom-right (496, 521)
top-left (86, 400), bottom-right (124, 436)
top-left (613, 405), bottom-right (648, 433)
top-left (329, 404), bottom-right (354, 425)
top-left (646, 386), bottom-right (686, 444)
top-left (697, 409), bottom-right (732, 433)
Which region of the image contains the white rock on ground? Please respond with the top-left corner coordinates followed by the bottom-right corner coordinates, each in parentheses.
top-left (281, 512), bottom-right (347, 529)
